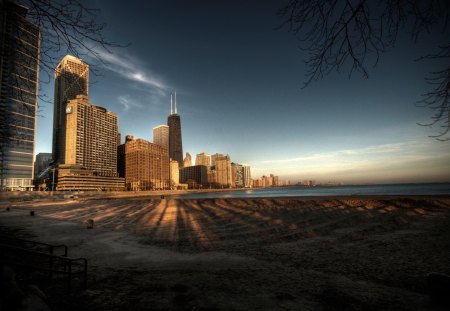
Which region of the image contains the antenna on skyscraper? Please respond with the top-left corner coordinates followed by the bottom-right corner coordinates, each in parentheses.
top-left (170, 93), bottom-right (173, 114)
top-left (174, 91), bottom-right (177, 114)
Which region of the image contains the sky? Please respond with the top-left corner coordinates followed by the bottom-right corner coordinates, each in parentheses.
top-left (35, 0), bottom-right (450, 185)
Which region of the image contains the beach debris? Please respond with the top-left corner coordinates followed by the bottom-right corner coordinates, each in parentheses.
top-left (30, 211), bottom-right (35, 216)
top-left (85, 219), bottom-right (94, 229)
top-left (5, 207), bottom-right (10, 212)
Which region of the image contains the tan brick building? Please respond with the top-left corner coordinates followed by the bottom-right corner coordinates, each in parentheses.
top-left (124, 136), bottom-right (169, 191)
top-left (65, 95), bottom-right (118, 177)
top-left (53, 55), bottom-right (89, 164)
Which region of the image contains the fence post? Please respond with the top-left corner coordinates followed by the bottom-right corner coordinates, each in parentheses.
top-left (67, 261), bottom-right (72, 295)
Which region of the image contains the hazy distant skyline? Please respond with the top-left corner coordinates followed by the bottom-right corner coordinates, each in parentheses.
top-left (35, 0), bottom-right (450, 184)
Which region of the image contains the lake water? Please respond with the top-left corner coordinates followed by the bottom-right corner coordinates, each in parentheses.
top-left (171, 183), bottom-right (450, 199)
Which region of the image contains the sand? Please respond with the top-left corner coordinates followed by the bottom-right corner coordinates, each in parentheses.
top-left (1, 196), bottom-right (449, 310)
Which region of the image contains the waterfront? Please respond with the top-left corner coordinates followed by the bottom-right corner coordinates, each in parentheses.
top-left (171, 183), bottom-right (450, 199)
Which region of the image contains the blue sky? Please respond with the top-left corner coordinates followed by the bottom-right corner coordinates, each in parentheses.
top-left (35, 0), bottom-right (450, 184)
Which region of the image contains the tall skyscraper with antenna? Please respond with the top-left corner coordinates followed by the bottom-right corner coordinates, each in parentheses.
top-left (167, 92), bottom-right (183, 167)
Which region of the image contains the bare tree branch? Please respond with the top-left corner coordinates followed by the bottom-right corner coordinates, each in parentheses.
top-left (278, 0), bottom-right (450, 140)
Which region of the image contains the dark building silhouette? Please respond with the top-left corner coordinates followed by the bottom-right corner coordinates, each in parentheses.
top-left (0, 0), bottom-right (40, 190)
top-left (168, 92), bottom-right (183, 167)
top-left (180, 165), bottom-right (208, 188)
top-left (34, 153), bottom-right (52, 179)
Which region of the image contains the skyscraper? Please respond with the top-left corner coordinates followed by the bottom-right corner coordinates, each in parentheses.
top-left (52, 55), bottom-right (89, 164)
top-left (216, 155), bottom-right (232, 188)
top-left (195, 152), bottom-right (211, 166)
top-left (153, 125), bottom-right (169, 150)
top-left (168, 92), bottom-right (183, 167)
top-left (64, 95), bottom-right (119, 176)
top-left (183, 152), bottom-right (192, 167)
top-left (231, 163), bottom-right (244, 188)
top-left (242, 164), bottom-right (252, 188)
top-left (0, 0), bottom-right (40, 190)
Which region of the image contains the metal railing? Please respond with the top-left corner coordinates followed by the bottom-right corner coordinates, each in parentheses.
top-left (0, 239), bottom-right (87, 294)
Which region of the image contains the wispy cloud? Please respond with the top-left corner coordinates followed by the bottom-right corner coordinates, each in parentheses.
top-left (92, 48), bottom-right (168, 91)
top-left (261, 142), bottom-right (413, 164)
top-left (118, 95), bottom-right (143, 111)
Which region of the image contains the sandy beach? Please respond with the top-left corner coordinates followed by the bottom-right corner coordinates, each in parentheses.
top-left (1, 195), bottom-right (449, 310)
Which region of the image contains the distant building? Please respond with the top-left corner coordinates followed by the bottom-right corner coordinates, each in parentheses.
top-left (179, 165), bottom-right (208, 188)
top-left (215, 155), bottom-right (232, 187)
top-left (124, 136), bottom-right (169, 191)
top-left (207, 167), bottom-right (217, 185)
top-left (242, 164), bottom-right (251, 188)
top-left (168, 92), bottom-right (183, 167)
top-left (183, 152), bottom-right (192, 167)
top-left (0, 0), bottom-right (40, 190)
top-left (231, 163), bottom-right (244, 188)
top-left (195, 152), bottom-right (211, 166)
top-left (52, 55), bottom-right (89, 165)
top-left (170, 159), bottom-right (179, 188)
top-left (34, 153), bottom-right (52, 179)
top-left (64, 95), bottom-right (118, 177)
top-left (153, 124), bottom-right (169, 150)
top-left (211, 153), bottom-right (225, 167)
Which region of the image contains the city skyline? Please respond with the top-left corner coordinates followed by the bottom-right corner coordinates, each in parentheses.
top-left (34, 0), bottom-right (450, 185)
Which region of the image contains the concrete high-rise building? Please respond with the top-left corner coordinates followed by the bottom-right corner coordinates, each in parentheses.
top-left (167, 92), bottom-right (183, 167)
top-left (242, 164), bottom-right (251, 188)
top-left (231, 163), bottom-right (244, 188)
top-left (211, 153), bottom-right (224, 167)
top-left (64, 95), bottom-right (118, 177)
top-left (170, 159), bottom-right (179, 188)
top-left (0, 0), bottom-right (40, 190)
top-left (124, 136), bottom-right (169, 191)
top-left (52, 55), bottom-right (89, 164)
top-left (216, 155), bottom-right (232, 188)
top-left (153, 124), bottom-right (169, 150)
top-left (183, 152), bottom-right (192, 167)
top-left (195, 152), bottom-right (211, 166)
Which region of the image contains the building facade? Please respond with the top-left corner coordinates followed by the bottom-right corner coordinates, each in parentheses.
top-left (64, 95), bottom-right (118, 177)
top-left (153, 124), bottom-right (169, 150)
top-left (52, 55), bottom-right (89, 164)
top-left (215, 155), bottom-right (232, 187)
top-left (195, 152), bottom-right (211, 166)
top-left (211, 153), bottom-right (224, 167)
top-left (170, 159), bottom-right (179, 188)
top-left (183, 152), bottom-right (192, 167)
top-left (179, 165), bottom-right (208, 188)
top-left (231, 163), bottom-right (244, 188)
top-left (242, 164), bottom-right (251, 188)
top-left (0, 0), bottom-right (40, 190)
top-left (125, 137), bottom-right (170, 191)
